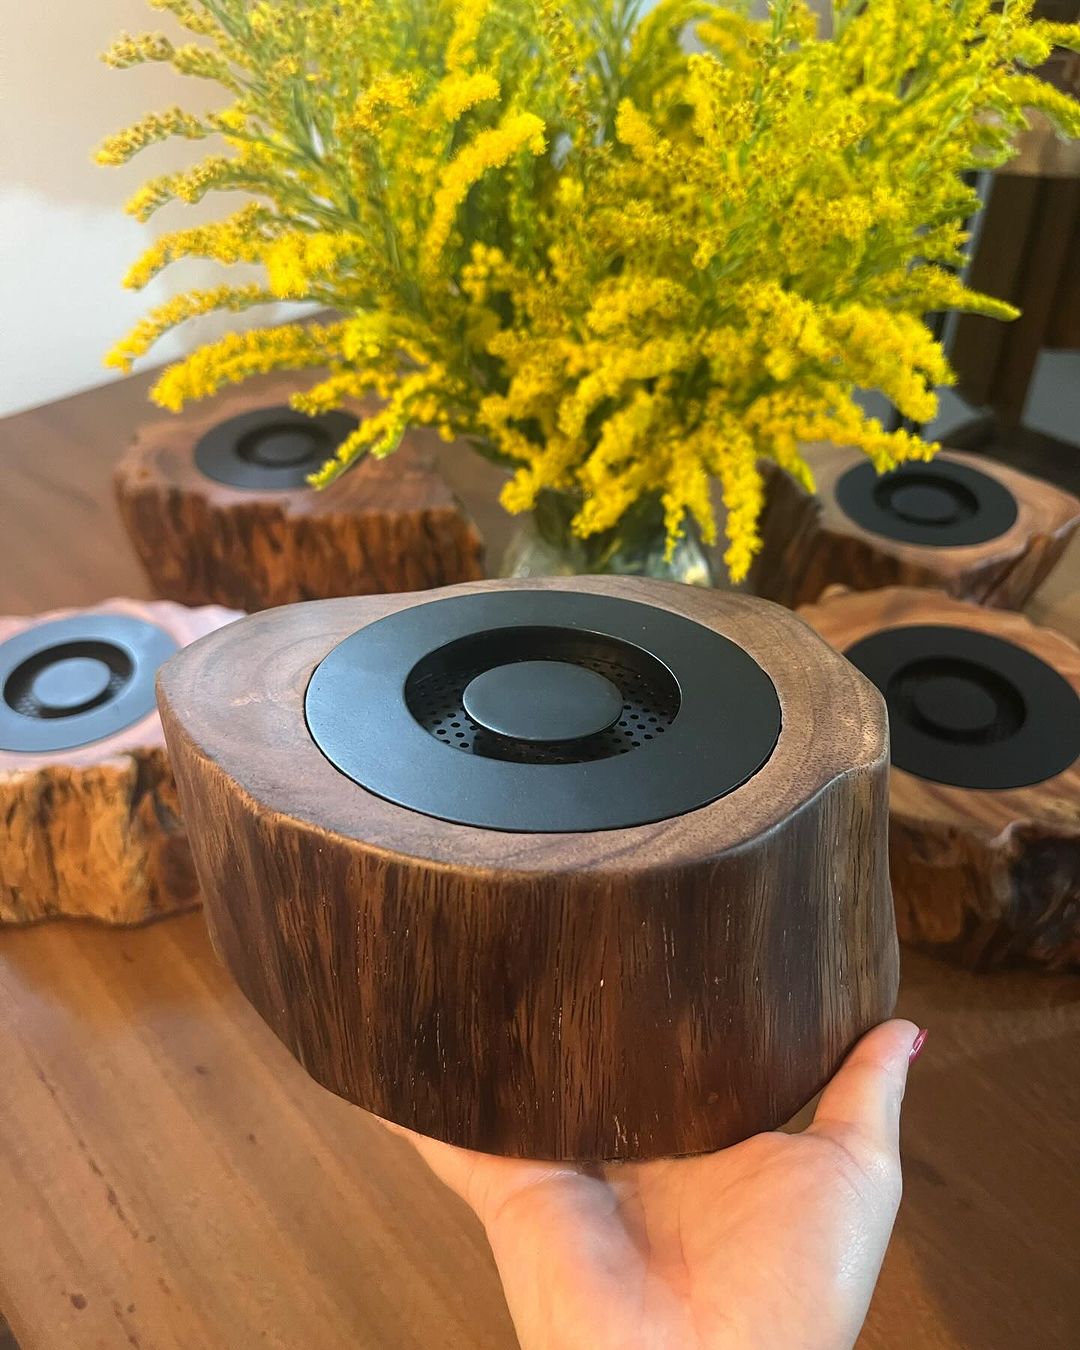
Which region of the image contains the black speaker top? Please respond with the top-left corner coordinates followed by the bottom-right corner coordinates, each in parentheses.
top-left (845, 624), bottom-right (1080, 790)
top-left (0, 614), bottom-right (178, 754)
top-left (194, 406), bottom-right (359, 490)
top-left (835, 458), bottom-right (1018, 547)
top-left (304, 590), bottom-right (782, 832)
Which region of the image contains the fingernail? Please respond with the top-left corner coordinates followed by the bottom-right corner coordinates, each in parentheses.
top-left (908, 1028), bottom-right (929, 1065)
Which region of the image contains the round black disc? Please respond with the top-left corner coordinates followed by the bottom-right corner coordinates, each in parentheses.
top-left (194, 406), bottom-right (359, 490)
top-left (0, 615), bottom-right (179, 754)
top-left (835, 458), bottom-right (1018, 547)
top-left (844, 625), bottom-right (1080, 790)
top-left (462, 661), bottom-right (623, 743)
top-left (305, 591), bottom-right (782, 832)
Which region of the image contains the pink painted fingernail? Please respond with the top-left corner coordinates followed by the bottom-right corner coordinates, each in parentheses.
top-left (908, 1028), bottom-right (929, 1065)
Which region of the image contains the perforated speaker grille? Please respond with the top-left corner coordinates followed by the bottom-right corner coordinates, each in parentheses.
top-left (404, 627), bottom-right (680, 764)
top-left (305, 590), bottom-right (782, 832)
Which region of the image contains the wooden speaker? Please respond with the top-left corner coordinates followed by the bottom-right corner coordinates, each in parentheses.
top-left (749, 443), bottom-right (1080, 610)
top-left (114, 386), bottom-right (485, 612)
top-left (159, 576), bottom-right (898, 1161)
top-left (801, 586), bottom-right (1080, 971)
top-left (0, 598), bottom-right (239, 926)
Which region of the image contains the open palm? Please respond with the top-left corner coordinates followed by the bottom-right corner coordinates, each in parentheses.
top-left (394, 1020), bottom-right (922, 1350)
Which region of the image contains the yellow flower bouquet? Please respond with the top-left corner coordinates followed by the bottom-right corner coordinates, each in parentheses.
top-left (100, 0), bottom-right (1080, 581)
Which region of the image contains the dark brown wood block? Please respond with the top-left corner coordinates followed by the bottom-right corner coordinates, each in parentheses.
top-left (114, 387), bottom-right (485, 611)
top-left (749, 443), bottom-right (1080, 610)
top-left (0, 598), bottom-right (239, 926)
top-left (800, 586), bottom-right (1080, 971)
top-left (158, 574), bottom-right (898, 1161)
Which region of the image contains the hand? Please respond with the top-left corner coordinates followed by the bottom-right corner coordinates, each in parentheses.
top-left (391, 1020), bottom-right (925, 1350)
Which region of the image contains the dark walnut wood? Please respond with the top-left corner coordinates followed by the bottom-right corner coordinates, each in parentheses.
top-left (800, 586), bottom-right (1080, 971)
top-left (158, 574), bottom-right (897, 1161)
top-left (114, 387), bottom-right (485, 611)
top-left (749, 443), bottom-right (1080, 610)
top-left (0, 598), bottom-right (239, 927)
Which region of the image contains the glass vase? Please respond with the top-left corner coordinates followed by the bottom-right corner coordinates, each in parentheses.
top-left (500, 490), bottom-right (715, 587)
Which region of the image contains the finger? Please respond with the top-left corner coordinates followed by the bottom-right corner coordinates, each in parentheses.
top-left (379, 1117), bottom-right (485, 1203)
top-left (379, 1115), bottom-right (578, 1224)
top-left (810, 1019), bottom-right (923, 1158)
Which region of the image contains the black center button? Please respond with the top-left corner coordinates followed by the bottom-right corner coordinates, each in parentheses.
top-left (837, 459), bottom-right (1015, 548)
top-left (463, 660), bottom-right (623, 743)
top-left (31, 656), bottom-right (114, 715)
top-left (239, 426), bottom-right (323, 468)
top-left (887, 483), bottom-right (961, 526)
top-left (910, 674), bottom-right (999, 739)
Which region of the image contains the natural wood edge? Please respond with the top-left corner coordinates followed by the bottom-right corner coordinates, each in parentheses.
top-left (798, 584), bottom-right (1080, 835)
top-left (157, 577), bottom-right (890, 877)
top-left (172, 748), bottom-right (898, 1157)
top-left (751, 444), bottom-right (1080, 610)
top-left (159, 574), bottom-right (897, 1157)
top-left (0, 599), bottom-right (239, 926)
top-left (114, 387), bottom-right (486, 610)
top-left (890, 815), bottom-right (1080, 971)
top-left (0, 747), bottom-right (201, 926)
top-left (798, 585), bottom-right (1080, 970)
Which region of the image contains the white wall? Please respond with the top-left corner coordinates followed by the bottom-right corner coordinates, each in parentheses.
top-left (0, 2), bottom-right (295, 417)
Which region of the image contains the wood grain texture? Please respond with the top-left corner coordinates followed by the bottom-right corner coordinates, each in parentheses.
top-left (0, 599), bottom-right (239, 927)
top-left (114, 386), bottom-right (484, 611)
top-left (0, 915), bottom-right (515, 1350)
top-left (158, 576), bottom-right (897, 1160)
top-left (800, 586), bottom-right (1080, 970)
top-left (749, 443), bottom-right (1080, 610)
top-left (2, 369), bottom-right (1080, 1349)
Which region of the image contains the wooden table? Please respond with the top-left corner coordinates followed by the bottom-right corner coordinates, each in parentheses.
top-left (1, 374), bottom-right (1078, 1350)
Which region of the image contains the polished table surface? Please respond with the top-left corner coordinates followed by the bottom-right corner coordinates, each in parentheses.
top-left (1, 373), bottom-right (1078, 1350)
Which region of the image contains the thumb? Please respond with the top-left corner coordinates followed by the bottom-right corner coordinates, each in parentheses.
top-left (810, 1020), bottom-right (924, 1159)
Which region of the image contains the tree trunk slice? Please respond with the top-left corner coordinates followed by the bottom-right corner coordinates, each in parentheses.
top-left (115, 387), bottom-right (485, 612)
top-left (0, 598), bottom-right (239, 927)
top-left (799, 586), bottom-right (1080, 971)
top-left (749, 443), bottom-right (1080, 610)
top-left (158, 575), bottom-right (897, 1161)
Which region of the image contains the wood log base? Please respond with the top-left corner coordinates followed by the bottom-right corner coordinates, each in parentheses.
top-left (0, 598), bottom-right (239, 926)
top-left (749, 443), bottom-right (1080, 610)
top-left (159, 576), bottom-right (898, 1161)
top-left (800, 586), bottom-right (1080, 971)
top-left (115, 387), bottom-right (485, 611)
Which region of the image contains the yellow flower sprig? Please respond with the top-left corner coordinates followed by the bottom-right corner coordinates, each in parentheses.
top-left (105, 284), bottom-right (276, 371)
top-left (101, 0), bottom-right (1080, 579)
top-left (95, 106), bottom-right (208, 166)
top-left (150, 320), bottom-right (350, 410)
top-left (102, 32), bottom-right (176, 68)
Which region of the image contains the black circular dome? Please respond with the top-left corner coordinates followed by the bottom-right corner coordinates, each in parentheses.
top-left (461, 661), bottom-right (624, 742)
top-left (305, 591), bottom-right (782, 831)
top-left (194, 406), bottom-right (359, 490)
top-left (0, 614), bottom-right (179, 754)
top-left (844, 625), bottom-right (1080, 790)
top-left (835, 458), bottom-right (1018, 547)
